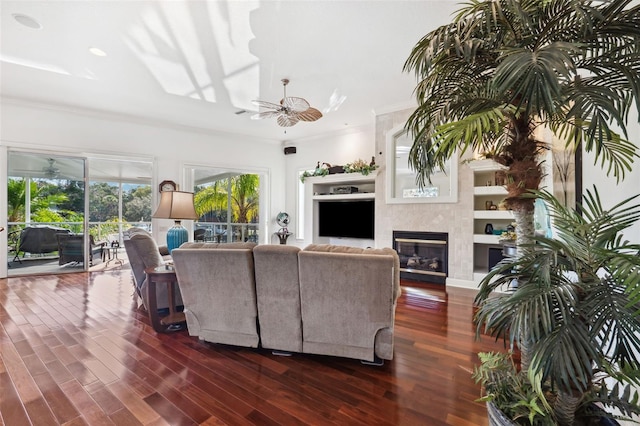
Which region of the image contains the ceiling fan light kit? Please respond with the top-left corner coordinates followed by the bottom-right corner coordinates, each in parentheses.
top-left (252, 79), bottom-right (323, 127)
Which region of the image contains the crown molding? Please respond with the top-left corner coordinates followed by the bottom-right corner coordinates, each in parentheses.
top-left (1, 96), bottom-right (282, 145)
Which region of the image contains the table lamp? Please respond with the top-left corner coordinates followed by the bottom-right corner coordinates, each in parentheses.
top-left (152, 191), bottom-right (198, 252)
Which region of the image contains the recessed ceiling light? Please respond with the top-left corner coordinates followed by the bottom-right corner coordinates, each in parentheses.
top-left (12, 13), bottom-right (42, 29)
top-left (89, 47), bottom-right (107, 57)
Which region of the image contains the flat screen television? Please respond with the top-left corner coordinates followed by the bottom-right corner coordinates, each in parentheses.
top-left (318, 199), bottom-right (374, 239)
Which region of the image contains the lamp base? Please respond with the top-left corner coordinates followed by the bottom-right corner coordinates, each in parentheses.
top-left (167, 222), bottom-right (188, 253)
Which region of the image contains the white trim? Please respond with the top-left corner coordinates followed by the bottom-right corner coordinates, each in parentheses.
top-left (2, 97), bottom-right (282, 145)
top-left (385, 123), bottom-right (458, 204)
top-left (0, 145), bottom-right (7, 278)
top-left (181, 162), bottom-right (270, 245)
top-left (446, 277), bottom-right (479, 290)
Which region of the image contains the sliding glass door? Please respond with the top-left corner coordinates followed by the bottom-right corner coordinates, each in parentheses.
top-left (7, 151), bottom-right (87, 276)
top-left (87, 157), bottom-right (153, 246)
top-left (6, 152), bottom-right (153, 276)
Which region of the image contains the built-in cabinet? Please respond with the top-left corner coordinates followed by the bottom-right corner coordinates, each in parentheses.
top-left (469, 160), bottom-right (514, 282)
top-left (303, 172), bottom-right (376, 246)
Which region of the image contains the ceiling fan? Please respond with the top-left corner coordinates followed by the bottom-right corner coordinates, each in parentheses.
top-left (11, 158), bottom-right (64, 179)
top-left (42, 158), bottom-right (61, 178)
top-left (251, 79), bottom-right (323, 127)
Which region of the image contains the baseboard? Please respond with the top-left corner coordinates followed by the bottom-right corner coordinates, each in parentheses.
top-left (445, 277), bottom-right (478, 290)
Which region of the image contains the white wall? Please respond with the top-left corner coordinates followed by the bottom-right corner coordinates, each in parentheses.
top-left (582, 110), bottom-right (640, 245)
top-left (0, 100), bottom-right (286, 277)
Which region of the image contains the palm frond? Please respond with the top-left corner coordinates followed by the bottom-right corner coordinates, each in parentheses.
top-left (584, 382), bottom-right (640, 420)
top-left (493, 42), bottom-right (579, 117)
top-left (477, 186), bottom-right (640, 397)
top-left (404, 0), bottom-right (640, 185)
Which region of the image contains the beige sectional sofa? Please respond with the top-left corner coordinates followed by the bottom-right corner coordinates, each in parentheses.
top-left (171, 242), bottom-right (260, 348)
top-left (171, 242), bottom-right (400, 364)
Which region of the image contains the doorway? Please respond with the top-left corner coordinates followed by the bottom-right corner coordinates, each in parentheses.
top-left (7, 151), bottom-right (87, 276)
top-left (5, 151), bottom-right (154, 276)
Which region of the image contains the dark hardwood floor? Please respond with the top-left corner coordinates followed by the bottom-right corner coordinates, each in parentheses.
top-left (0, 270), bottom-right (506, 425)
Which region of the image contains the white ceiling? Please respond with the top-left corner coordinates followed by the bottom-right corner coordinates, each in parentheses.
top-left (1, 0), bottom-right (459, 143)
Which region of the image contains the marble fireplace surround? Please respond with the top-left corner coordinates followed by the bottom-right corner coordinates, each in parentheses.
top-left (375, 108), bottom-right (476, 289)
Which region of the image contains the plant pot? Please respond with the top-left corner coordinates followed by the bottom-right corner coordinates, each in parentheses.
top-left (487, 401), bottom-right (621, 426)
top-left (502, 244), bottom-right (517, 257)
top-left (487, 402), bottom-right (517, 426)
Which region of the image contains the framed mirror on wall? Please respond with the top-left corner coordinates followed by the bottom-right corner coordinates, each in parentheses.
top-left (385, 124), bottom-right (458, 204)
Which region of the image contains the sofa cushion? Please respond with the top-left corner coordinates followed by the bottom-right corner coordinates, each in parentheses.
top-left (303, 244), bottom-right (401, 302)
top-left (171, 245), bottom-right (259, 347)
top-left (298, 246), bottom-right (398, 361)
top-left (253, 245), bottom-right (302, 353)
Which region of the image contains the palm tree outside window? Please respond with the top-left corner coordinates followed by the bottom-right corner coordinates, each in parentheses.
top-left (193, 174), bottom-right (260, 243)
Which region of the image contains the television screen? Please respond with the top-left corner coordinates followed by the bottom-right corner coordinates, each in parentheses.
top-left (318, 200), bottom-right (375, 239)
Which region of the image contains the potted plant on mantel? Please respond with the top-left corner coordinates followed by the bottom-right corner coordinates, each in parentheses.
top-left (300, 158), bottom-right (378, 182)
top-left (474, 188), bottom-right (640, 425)
top-left (402, 0), bottom-right (640, 424)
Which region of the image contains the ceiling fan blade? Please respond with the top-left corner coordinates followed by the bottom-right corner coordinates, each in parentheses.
top-left (251, 100), bottom-right (282, 111)
top-left (281, 96), bottom-right (310, 113)
top-left (277, 114), bottom-right (299, 127)
top-left (297, 107), bottom-right (323, 122)
top-left (251, 111), bottom-right (281, 120)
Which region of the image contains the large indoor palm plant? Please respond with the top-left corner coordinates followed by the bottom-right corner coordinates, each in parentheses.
top-left (474, 188), bottom-right (640, 425)
top-left (403, 0), bottom-right (640, 249)
top-left (403, 1), bottom-right (640, 424)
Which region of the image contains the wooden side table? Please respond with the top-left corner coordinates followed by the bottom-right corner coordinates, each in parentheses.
top-left (144, 265), bottom-right (185, 332)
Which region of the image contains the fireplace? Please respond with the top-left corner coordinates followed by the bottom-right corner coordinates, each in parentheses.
top-left (393, 231), bottom-right (448, 284)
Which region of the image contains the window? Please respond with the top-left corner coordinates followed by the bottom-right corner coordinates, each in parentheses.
top-left (192, 171), bottom-right (260, 243)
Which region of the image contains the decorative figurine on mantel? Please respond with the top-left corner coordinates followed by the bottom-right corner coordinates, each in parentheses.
top-left (275, 212), bottom-right (292, 244)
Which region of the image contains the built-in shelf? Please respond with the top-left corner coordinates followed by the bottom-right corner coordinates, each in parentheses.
top-left (304, 172), bottom-right (377, 246)
top-left (305, 172), bottom-right (376, 185)
top-left (474, 210), bottom-right (514, 220)
top-left (471, 160), bottom-right (512, 284)
top-left (312, 192), bottom-right (375, 201)
top-left (468, 159), bottom-right (508, 172)
top-left (474, 234), bottom-right (502, 244)
top-left (474, 186), bottom-right (508, 196)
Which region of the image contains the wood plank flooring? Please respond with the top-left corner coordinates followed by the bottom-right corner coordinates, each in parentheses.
top-left (0, 271), bottom-right (507, 425)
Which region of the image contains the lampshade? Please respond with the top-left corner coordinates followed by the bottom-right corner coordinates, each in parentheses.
top-left (152, 191), bottom-right (198, 220)
top-left (153, 191), bottom-right (198, 253)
